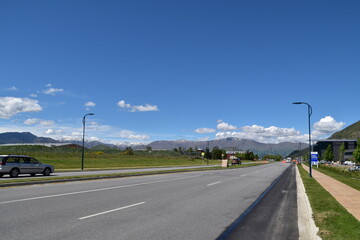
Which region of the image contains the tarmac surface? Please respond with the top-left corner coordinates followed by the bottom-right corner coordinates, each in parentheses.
top-left (222, 164), bottom-right (299, 240)
top-left (302, 165), bottom-right (360, 221)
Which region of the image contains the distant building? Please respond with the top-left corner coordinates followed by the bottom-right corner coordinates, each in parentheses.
top-left (313, 139), bottom-right (358, 162)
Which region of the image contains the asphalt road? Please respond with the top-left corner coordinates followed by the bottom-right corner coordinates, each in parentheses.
top-left (0, 165), bottom-right (220, 180)
top-left (0, 163), bottom-right (290, 240)
top-left (223, 164), bottom-right (298, 240)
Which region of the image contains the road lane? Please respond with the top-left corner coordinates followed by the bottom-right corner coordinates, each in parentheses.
top-left (0, 163), bottom-right (289, 240)
top-left (0, 165), bottom-right (219, 180)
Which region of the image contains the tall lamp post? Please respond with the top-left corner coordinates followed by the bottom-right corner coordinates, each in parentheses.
top-left (293, 102), bottom-right (312, 177)
top-left (82, 113), bottom-right (94, 170)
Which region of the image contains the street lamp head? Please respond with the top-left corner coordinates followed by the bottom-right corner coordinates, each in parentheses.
top-left (88, 113), bottom-right (95, 116)
top-left (292, 102), bottom-right (303, 105)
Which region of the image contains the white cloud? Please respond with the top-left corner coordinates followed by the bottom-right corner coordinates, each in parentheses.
top-left (24, 118), bottom-right (54, 126)
top-left (6, 86), bottom-right (18, 91)
top-left (44, 129), bottom-right (62, 135)
top-left (217, 122), bottom-right (238, 131)
top-left (213, 117), bottom-right (346, 143)
top-left (195, 128), bottom-right (216, 134)
top-left (43, 87), bottom-right (64, 95)
top-left (0, 97), bottom-right (42, 119)
top-left (85, 101), bottom-right (96, 107)
top-left (242, 125), bottom-right (265, 133)
top-left (117, 100), bottom-right (131, 108)
top-left (62, 132), bottom-right (83, 141)
top-left (215, 124), bottom-right (302, 143)
top-left (117, 100), bottom-right (159, 112)
top-left (312, 116), bottom-right (345, 138)
top-left (119, 130), bottom-right (150, 140)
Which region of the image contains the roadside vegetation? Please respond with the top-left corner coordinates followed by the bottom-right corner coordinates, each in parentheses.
top-left (0, 145), bottom-right (219, 170)
top-left (315, 164), bottom-right (360, 191)
top-left (0, 145), bottom-right (264, 170)
top-left (298, 165), bottom-right (360, 240)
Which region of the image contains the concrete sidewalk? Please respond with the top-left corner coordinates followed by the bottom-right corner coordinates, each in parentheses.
top-left (302, 165), bottom-right (360, 221)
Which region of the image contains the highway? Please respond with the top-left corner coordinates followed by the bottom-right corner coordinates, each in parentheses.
top-left (0, 163), bottom-right (290, 240)
top-left (0, 165), bottom-right (220, 180)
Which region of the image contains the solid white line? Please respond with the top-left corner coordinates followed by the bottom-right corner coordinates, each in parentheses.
top-left (207, 181), bottom-right (221, 186)
top-left (79, 202), bottom-right (146, 220)
top-left (0, 175), bottom-right (200, 205)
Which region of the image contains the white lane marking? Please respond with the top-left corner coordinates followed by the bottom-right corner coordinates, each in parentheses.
top-left (239, 174), bottom-right (247, 177)
top-left (207, 181), bottom-right (221, 186)
top-left (0, 175), bottom-right (200, 205)
top-left (79, 202), bottom-right (145, 220)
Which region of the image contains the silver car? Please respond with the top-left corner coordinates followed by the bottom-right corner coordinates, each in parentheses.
top-left (0, 155), bottom-right (55, 178)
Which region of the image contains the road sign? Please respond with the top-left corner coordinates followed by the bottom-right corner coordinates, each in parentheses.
top-left (311, 152), bottom-right (319, 167)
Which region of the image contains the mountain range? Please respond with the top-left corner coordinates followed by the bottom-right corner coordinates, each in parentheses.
top-left (0, 132), bottom-right (304, 157)
top-left (2, 121), bottom-right (359, 157)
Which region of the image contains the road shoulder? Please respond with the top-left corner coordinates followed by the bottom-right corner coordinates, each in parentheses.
top-left (296, 165), bottom-right (321, 240)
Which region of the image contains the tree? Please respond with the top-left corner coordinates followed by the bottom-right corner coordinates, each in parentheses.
top-left (324, 144), bottom-right (334, 161)
top-left (353, 138), bottom-right (360, 165)
top-left (204, 147), bottom-right (212, 159)
top-left (339, 143), bottom-right (345, 163)
top-left (124, 147), bottom-right (134, 155)
top-left (211, 146), bottom-right (226, 159)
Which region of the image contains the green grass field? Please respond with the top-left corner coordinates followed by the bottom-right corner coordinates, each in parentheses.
top-left (298, 165), bottom-right (360, 240)
top-left (0, 145), bottom-right (218, 170)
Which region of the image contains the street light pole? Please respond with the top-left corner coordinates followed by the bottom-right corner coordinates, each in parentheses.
top-left (293, 102), bottom-right (312, 177)
top-left (82, 113), bottom-right (94, 170)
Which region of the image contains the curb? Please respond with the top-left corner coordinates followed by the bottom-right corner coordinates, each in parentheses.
top-left (296, 165), bottom-right (321, 240)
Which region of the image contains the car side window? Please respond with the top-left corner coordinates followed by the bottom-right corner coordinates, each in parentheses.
top-left (30, 158), bottom-right (39, 164)
top-left (22, 158), bottom-right (31, 164)
top-left (6, 157), bottom-right (18, 163)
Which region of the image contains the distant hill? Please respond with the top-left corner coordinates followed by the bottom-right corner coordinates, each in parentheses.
top-left (0, 132), bottom-right (59, 144)
top-left (0, 132), bottom-right (303, 157)
top-left (328, 120), bottom-right (360, 139)
top-left (148, 137), bottom-right (305, 157)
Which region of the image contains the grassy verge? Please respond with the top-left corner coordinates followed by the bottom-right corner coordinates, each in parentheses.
top-left (298, 164), bottom-right (360, 240)
top-left (314, 165), bottom-right (360, 191)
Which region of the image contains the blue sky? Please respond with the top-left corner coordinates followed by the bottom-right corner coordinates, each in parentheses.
top-left (0, 0), bottom-right (359, 145)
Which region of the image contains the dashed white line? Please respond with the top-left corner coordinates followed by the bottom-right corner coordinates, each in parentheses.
top-left (207, 181), bottom-right (221, 186)
top-left (79, 202), bottom-right (146, 220)
top-left (0, 175), bottom-right (200, 205)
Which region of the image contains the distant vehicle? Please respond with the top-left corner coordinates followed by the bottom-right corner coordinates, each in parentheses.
top-left (0, 155), bottom-right (54, 178)
top-left (344, 161), bottom-right (355, 166)
top-left (349, 165), bottom-right (360, 171)
top-left (231, 158), bottom-right (242, 165)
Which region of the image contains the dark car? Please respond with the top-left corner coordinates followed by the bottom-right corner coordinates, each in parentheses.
top-left (231, 158), bottom-right (242, 165)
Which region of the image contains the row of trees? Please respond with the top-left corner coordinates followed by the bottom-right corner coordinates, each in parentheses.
top-left (174, 147), bottom-right (260, 160)
top-left (236, 151), bottom-right (259, 161)
top-left (354, 139), bottom-right (360, 164)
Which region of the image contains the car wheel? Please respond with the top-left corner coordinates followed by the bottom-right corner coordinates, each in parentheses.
top-left (43, 168), bottom-right (51, 176)
top-left (10, 168), bottom-right (20, 178)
